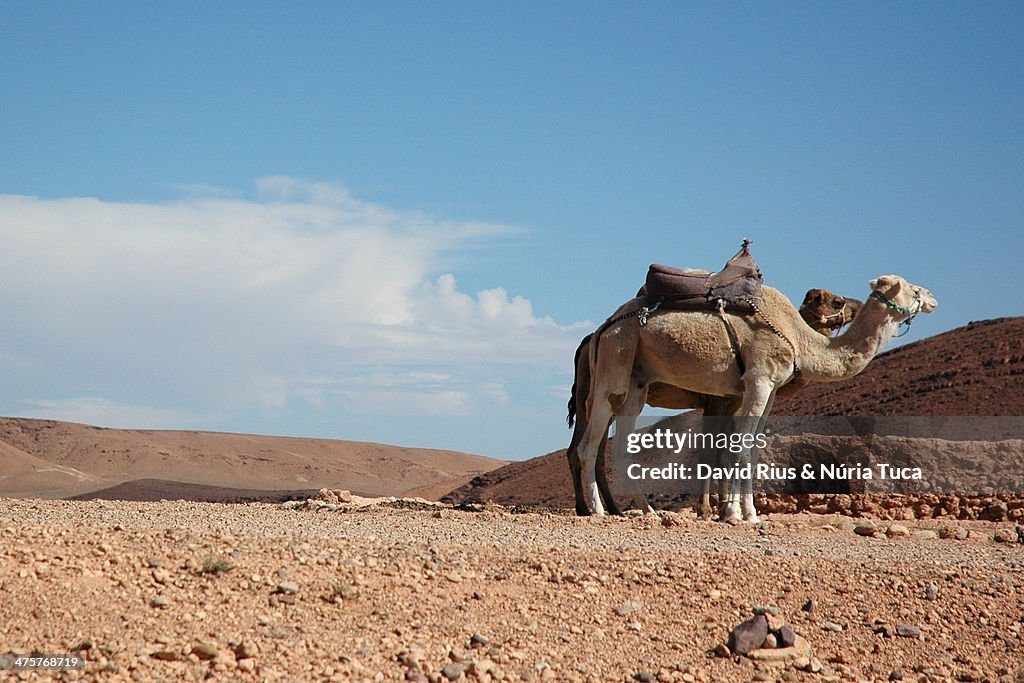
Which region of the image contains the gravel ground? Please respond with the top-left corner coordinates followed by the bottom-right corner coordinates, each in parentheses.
top-left (0, 497), bottom-right (1021, 683)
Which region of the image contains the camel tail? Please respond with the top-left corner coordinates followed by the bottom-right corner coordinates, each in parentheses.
top-left (567, 333), bottom-right (593, 427)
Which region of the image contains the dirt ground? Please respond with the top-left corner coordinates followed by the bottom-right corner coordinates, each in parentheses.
top-left (0, 497), bottom-right (1021, 683)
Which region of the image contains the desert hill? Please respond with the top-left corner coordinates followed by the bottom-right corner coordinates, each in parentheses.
top-left (0, 418), bottom-right (504, 501)
top-left (443, 317), bottom-right (1024, 509)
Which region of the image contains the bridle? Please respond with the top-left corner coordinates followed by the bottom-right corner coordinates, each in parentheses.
top-left (817, 300), bottom-right (850, 331)
top-left (869, 287), bottom-right (923, 338)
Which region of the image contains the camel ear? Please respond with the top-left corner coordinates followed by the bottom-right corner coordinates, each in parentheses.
top-left (869, 275), bottom-right (901, 295)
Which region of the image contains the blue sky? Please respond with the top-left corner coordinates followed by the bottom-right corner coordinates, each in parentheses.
top-left (2, 2), bottom-right (1022, 459)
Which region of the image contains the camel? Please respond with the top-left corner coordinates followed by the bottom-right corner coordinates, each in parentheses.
top-left (566, 288), bottom-right (862, 517)
top-left (576, 274), bottom-right (936, 522)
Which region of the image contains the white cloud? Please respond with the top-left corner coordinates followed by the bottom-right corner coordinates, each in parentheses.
top-left (0, 178), bottom-right (590, 428)
top-left (16, 397), bottom-right (207, 431)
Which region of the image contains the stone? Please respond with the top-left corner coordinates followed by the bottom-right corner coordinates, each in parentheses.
top-left (469, 633), bottom-right (490, 649)
top-left (765, 613), bottom-right (787, 633)
top-left (801, 599), bottom-right (816, 613)
top-left (713, 643), bottom-right (731, 658)
top-left (895, 624), bottom-right (921, 638)
top-left (777, 625), bottom-right (796, 648)
top-left (925, 583), bottom-right (939, 601)
top-left (615, 600), bottom-right (643, 617)
top-left (753, 605), bottom-right (780, 616)
top-left (993, 528), bottom-right (1017, 544)
top-left (237, 658), bottom-right (256, 673)
top-left (275, 581), bottom-right (300, 594)
top-left (191, 642), bottom-right (219, 660)
top-left (151, 650), bottom-right (180, 661)
top-left (234, 641), bottom-right (259, 659)
top-left (440, 662), bottom-right (464, 680)
top-left (886, 524), bottom-right (910, 538)
top-left (149, 595), bottom-right (168, 608)
top-left (821, 621), bottom-right (843, 632)
top-left (746, 635), bottom-right (812, 663)
top-left (854, 522), bottom-right (878, 537)
top-left (727, 614), bottom-right (768, 656)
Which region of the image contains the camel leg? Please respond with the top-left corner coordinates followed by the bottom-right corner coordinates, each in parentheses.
top-left (576, 404), bottom-right (614, 516)
top-left (739, 390), bottom-right (777, 522)
top-left (595, 435), bottom-right (623, 515)
top-left (610, 387), bottom-right (653, 514)
top-left (720, 377), bottom-right (775, 524)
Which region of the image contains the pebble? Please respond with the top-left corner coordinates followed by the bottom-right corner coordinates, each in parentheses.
top-left (752, 605), bottom-right (780, 616)
top-left (886, 524), bottom-right (910, 538)
top-left (896, 624), bottom-right (921, 638)
top-left (275, 581), bottom-right (300, 594)
top-left (925, 583), bottom-right (939, 601)
top-left (191, 642), bottom-right (219, 660)
top-left (440, 662), bottom-right (464, 680)
top-left (615, 600), bottom-right (643, 617)
top-left (854, 522), bottom-right (878, 537)
top-left (149, 595), bottom-right (168, 608)
top-left (801, 599), bottom-right (816, 613)
top-left (822, 621), bottom-right (844, 632)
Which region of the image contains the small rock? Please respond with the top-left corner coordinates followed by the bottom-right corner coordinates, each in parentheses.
top-left (441, 662), bottom-right (464, 680)
top-left (821, 621), bottom-right (843, 632)
top-left (753, 605), bottom-right (780, 616)
top-left (886, 524), bottom-right (910, 538)
top-left (912, 530), bottom-right (939, 540)
top-left (713, 643), bottom-right (731, 658)
top-left (469, 633), bottom-right (489, 649)
top-left (633, 672), bottom-right (654, 683)
top-left (151, 650), bottom-right (180, 661)
top-left (275, 581), bottom-right (300, 594)
top-left (727, 614), bottom-right (768, 656)
top-left (993, 528), bottom-right (1017, 544)
top-left (809, 658), bottom-right (823, 673)
top-left (895, 624), bottom-right (921, 638)
top-left (854, 522), bottom-right (878, 537)
top-left (925, 583), bottom-right (939, 601)
top-left (615, 600), bottom-right (643, 617)
top-left (762, 633), bottom-right (778, 649)
top-left (801, 599), bottom-right (816, 613)
top-left (777, 625), bottom-right (796, 648)
top-left (234, 641), bottom-right (259, 659)
top-left (191, 642), bottom-right (219, 660)
top-left (149, 595), bottom-right (168, 609)
top-left (889, 670), bottom-right (903, 681)
top-left (765, 612), bottom-right (787, 632)
top-left (145, 556), bottom-right (164, 568)
top-left (237, 658), bottom-right (256, 673)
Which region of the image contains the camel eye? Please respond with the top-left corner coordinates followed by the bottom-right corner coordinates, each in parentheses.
top-left (832, 298), bottom-right (844, 309)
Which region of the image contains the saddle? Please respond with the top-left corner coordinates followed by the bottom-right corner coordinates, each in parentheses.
top-left (641, 239), bottom-right (762, 314)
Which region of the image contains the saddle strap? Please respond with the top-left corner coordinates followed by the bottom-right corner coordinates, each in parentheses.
top-left (717, 311), bottom-right (746, 376)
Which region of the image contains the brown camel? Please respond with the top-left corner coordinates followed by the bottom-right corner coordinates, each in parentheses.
top-left (575, 275), bottom-right (935, 521)
top-left (566, 289), bottom-right (862, 516)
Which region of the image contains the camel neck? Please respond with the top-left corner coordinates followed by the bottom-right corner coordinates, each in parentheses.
top-left (799, 297), bottom-right (900, 381)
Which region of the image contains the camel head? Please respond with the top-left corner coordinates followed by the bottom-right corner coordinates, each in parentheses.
top-left (799, 288), bottom-right (863, 335)
top-left (867, 275), bottom-right (938, 319)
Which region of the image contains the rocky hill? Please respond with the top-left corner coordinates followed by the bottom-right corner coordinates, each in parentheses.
top-left (0, 418), bottom-right (504, 501)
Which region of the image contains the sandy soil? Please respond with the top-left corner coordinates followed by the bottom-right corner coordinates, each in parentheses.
top-left (1, 497), bottom-right (1021, 683)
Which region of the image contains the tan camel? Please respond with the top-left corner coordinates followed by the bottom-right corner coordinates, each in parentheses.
top-left (577, 275), bottom-right (936, 521)
top-left (566, 289), bottom-right (862, 516)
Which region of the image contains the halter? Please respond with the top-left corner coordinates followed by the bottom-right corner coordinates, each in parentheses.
top-left (817, 301), bottom-right (849, 332)
top-left (869, 287), bottom-right (923, 338)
